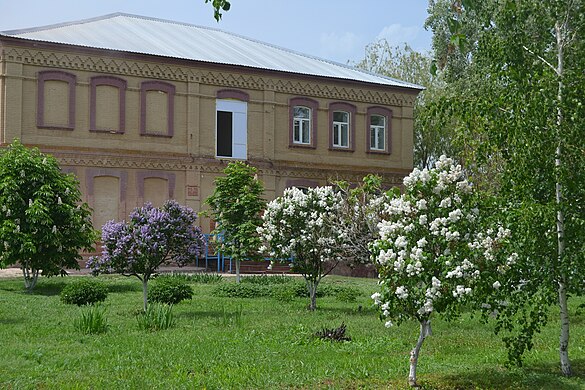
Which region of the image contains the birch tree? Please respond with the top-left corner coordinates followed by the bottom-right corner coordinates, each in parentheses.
top-left (426, 0), bottom-right (585, 375)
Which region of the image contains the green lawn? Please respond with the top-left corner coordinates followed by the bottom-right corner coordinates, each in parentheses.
top-left (0, 274), bottom-right (583, 389)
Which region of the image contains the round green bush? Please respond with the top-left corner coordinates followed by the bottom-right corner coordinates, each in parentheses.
top-left (148, 277), bottom-right (194, 305)
top-left (61, 278), bottom-right (108, 306)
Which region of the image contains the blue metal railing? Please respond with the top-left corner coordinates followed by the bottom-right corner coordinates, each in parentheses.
top-left (198, 233), bottom-right (294, 272)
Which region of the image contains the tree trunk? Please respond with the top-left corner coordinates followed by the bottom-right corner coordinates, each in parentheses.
top-left (306, 279), bottom-right (319, 311)
top-left (408, 319), bottom-right (432, 387)
top-left (142, 277), bottom-right (149, 312)
top-left (235, 259), bottom-right (241, 283)
top-left (22, 267), bottom-right (39, 291)
top-left (554, 20), bottom-right (571, 377)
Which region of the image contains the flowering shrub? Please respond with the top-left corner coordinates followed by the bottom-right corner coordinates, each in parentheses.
top-left (258, 186), bottom-right (345, 310)
top-left (371, 156), bottom-right (517, 387)
top-left (87, 200), bottom-right (204, 311)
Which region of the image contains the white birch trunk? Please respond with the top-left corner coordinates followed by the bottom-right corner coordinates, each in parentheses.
top-left (408, 319), bottom-right (432, 387)
top-left (554, 20), bottom-right (572, 377)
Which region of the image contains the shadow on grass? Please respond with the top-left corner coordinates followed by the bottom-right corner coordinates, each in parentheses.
top-left (29, 279), bottom-right (68, 296)
top-left (107, 283), bottom-right (142, 294)
top-left (437, 359), bottom-right (585, 389)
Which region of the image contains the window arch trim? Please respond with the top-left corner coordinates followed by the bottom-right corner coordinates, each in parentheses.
top-left (216, 89), bottom-right (250, 102)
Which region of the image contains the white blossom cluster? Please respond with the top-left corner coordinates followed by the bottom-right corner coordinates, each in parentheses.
top-left (371, 155), bottom-right (517, 327)
top-left (258, 186), bottom-right (345, 265)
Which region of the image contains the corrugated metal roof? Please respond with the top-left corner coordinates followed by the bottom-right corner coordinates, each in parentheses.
top-left (1, 13), bottom-right (423, 90)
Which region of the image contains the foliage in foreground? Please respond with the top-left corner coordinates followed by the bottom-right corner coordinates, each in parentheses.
top-left (60, 278), bottom-right (108, 306)
top-left (426, 0), bottom-right (585, 376)
top-left (88, 200), bottom-right (204, 311)
top-left (74, 305), bottom-right (109, 335)
top-left (136, 302), bottom-right (175, 331)
top-left (148, 276), bottom-right (193, 305)
top-left (0, 139), bottom-right (96, 290)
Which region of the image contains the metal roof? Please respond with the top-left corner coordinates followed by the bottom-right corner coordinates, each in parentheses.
top-left (1, 13), bottom-right (423, 90)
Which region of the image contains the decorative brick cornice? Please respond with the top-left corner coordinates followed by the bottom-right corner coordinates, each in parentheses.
top-left (2, 47), bottom-right (418, 107)
top-left (51, 150), bottom-right (407, 186)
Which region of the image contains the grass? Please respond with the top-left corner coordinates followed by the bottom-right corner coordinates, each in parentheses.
top-left (0, 274), bottom-right (583, 389)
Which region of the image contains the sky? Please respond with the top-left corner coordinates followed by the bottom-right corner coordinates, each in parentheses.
top-left (0, 0), bottom-right (432, 65)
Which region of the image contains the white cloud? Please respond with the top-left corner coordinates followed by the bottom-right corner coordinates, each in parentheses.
top-left (318, 31), bottom-right (362, 63)
top-left (376, 24), bottom-right (420, 48)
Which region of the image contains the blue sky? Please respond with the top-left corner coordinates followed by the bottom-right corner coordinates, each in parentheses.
top-left (0, 0), bottom-right (432, 64)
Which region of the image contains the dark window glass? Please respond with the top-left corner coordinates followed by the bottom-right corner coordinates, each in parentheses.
top-left (217, 110), bottom-right (233, 157)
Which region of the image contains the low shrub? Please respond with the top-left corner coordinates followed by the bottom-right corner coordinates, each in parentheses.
top-left (137, 303), bottom-right (175, 331)
top-left (334, 286), bottom-right (360, 302)
top-left (148, 277), bottom-right (193, 305)
top-left (157, 272), bottom-right (223, 284)
top-left (240, 275), bottom-right (293, 285)
top-left (187, 273), bottom-right (224, 284)
top-left (74, 305), bottom-right (109, 334)
top-left (61, 278), bottom-right (108, 306)
top-left (213, 283), bottom-right (270, 298)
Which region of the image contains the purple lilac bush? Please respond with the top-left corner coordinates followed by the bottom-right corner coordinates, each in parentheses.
top-left (88, 200), bottom-right (204, 310)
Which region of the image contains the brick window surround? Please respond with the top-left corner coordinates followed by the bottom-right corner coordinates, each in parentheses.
top-left (37, 70), bottom-right (76, 130)
top-left (140, 80), bottom-right (175, 138)
top-left (329, 102), bottom-right (356, 152)
top-left (366, 106), bottom-right (392, 155)
top-left (289, 97), bottom-right (318, 149)
top-left (90, 76), bottom-right (127, 134)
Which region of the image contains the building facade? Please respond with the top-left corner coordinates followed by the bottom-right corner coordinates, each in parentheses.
top-left (0, 14), bottom-right (421, 232)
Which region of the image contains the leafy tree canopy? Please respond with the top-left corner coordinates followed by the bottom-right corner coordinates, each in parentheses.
top-left (0, 139), bottom-right (96, 290)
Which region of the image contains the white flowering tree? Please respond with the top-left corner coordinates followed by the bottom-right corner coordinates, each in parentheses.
top-left (371, 156), bottom-right (517, 387)
top-left (334, 174), bottom-right (394, 265)
top-left (258, 186), bottom-right (345, 311)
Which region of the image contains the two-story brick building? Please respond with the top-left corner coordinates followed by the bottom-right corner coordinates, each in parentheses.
top-left (0, 13), bottom-right (422, 232)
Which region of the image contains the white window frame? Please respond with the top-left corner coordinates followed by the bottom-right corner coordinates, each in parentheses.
top-left (293, 106), bottom-right (311, 145)
top-left (370, 115), bottom-right (386, 151)
top-left (216, 99), bottom-right (247, 159)
top-left (332, 111), bottom-right (350, 148)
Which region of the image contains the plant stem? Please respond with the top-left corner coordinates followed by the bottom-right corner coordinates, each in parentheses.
top-left (408, 319), bottom-right (432, 387)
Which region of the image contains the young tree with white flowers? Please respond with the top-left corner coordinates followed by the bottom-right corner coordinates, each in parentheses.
top-left (371, 156), bottom-right (518, 387)
top-left (258, 186), bottom-right (345, 311)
